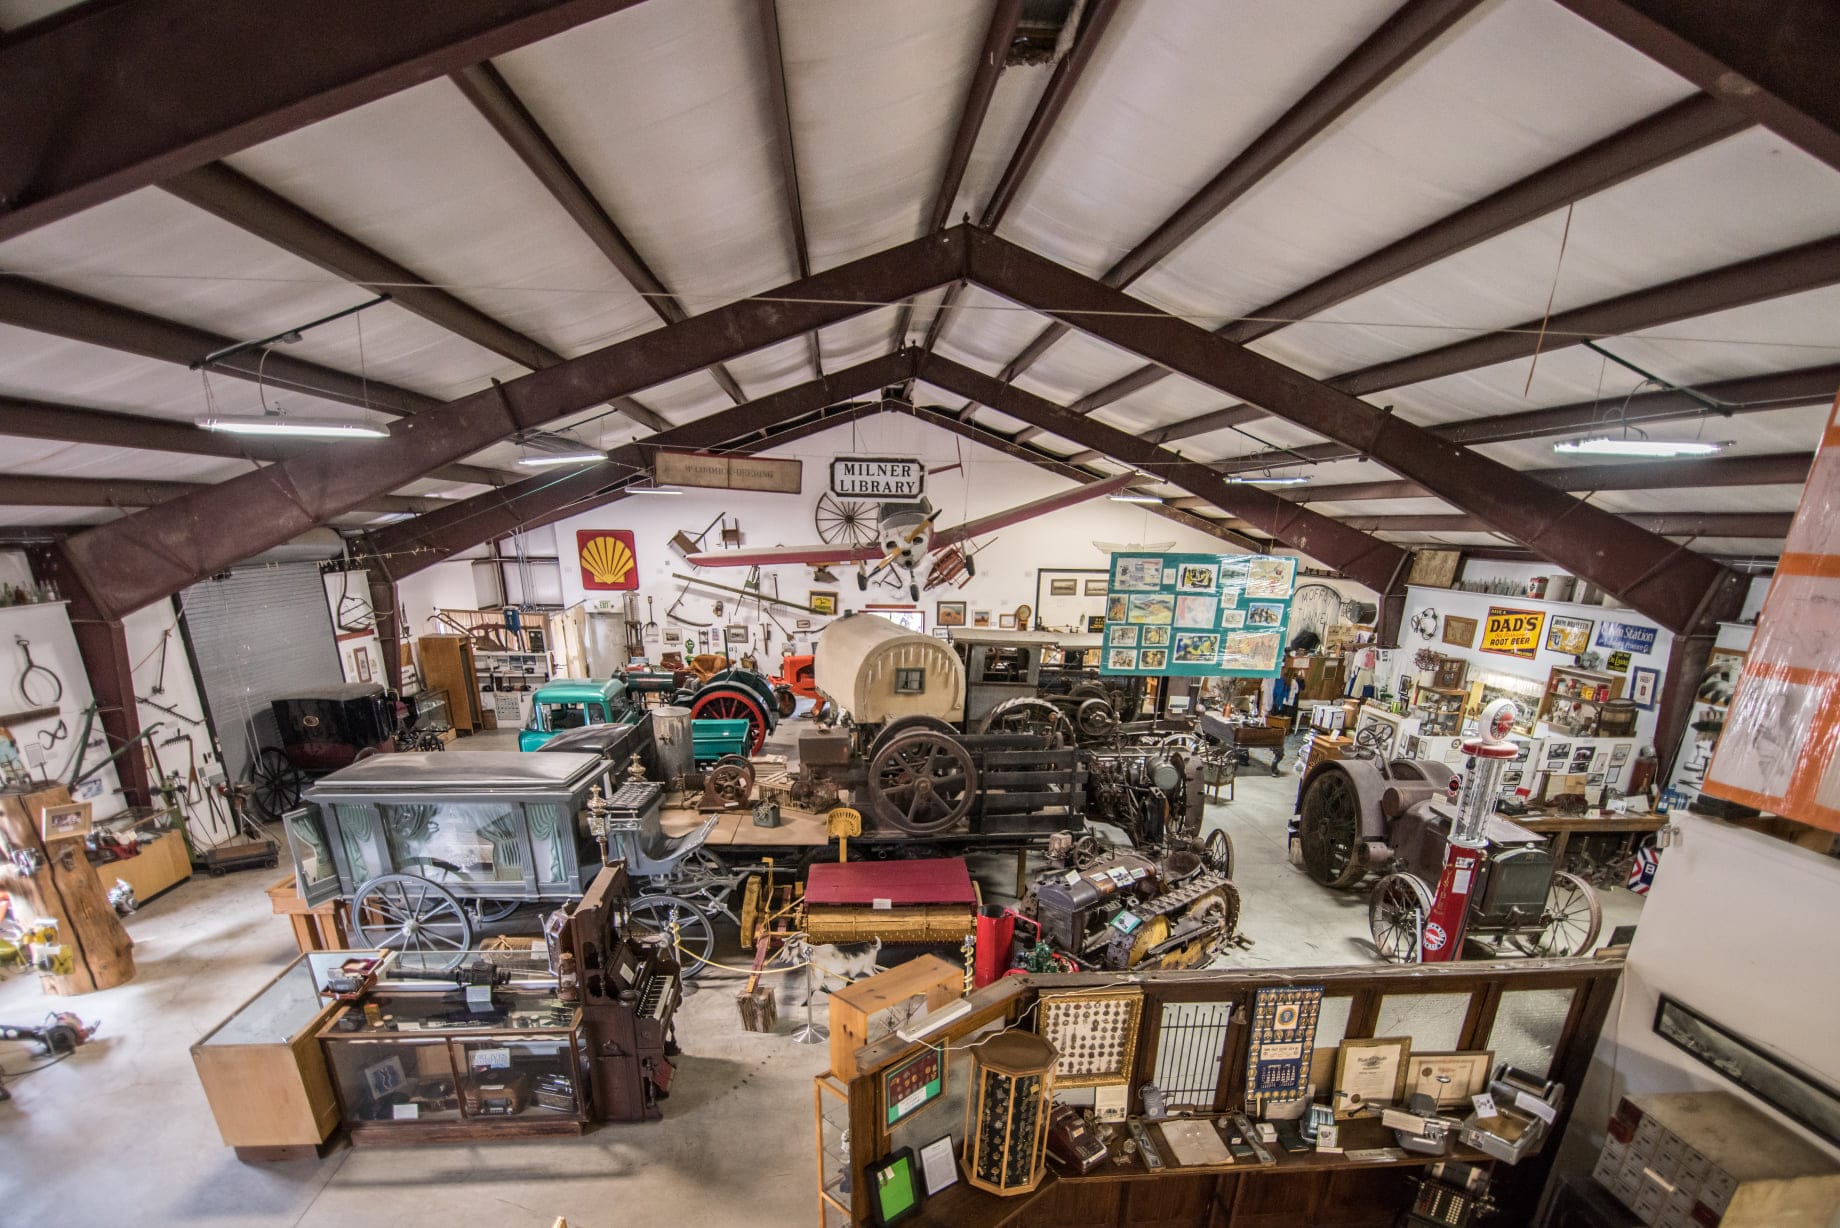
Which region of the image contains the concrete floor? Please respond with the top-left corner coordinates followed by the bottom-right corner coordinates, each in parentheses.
top-left (0, 732), bottom-right (1642, 1227)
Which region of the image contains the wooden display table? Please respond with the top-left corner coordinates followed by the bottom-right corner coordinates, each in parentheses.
top-left (1512, 813), bottom-right (1666, 866)
top-left (103, 828), bottom-right (192, 904)
top-left (267, 875), bottom-right (352, 953)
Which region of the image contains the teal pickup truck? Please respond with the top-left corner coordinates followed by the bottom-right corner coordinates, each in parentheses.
top-left (519, 670), bottom-right (779, 761)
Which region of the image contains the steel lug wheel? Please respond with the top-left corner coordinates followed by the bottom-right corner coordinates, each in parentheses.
top-left (865, 731), bottom-right (977, 834)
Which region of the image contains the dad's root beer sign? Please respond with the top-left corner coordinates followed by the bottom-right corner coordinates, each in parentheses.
top-left (1481, 606), bottom-right (1546, 659)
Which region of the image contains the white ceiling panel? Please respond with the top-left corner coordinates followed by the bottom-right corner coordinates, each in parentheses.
top-left (0, 441), bottom-right (252, 485)
top-left (1000, 0), bottom-right (1403, 277)
top-left (945, 56), bottom-right (1055, 225)
top-left (779, 0), bottom-right (988, 269)
top-left (225, 78), bottom-right (661, 362)
top-left (1587, 485), bottom-right (1806, 515)
top-left (719, 334), bottom-right (820, 397)
top-left (1309, 496), bottom-right (1457, 518)
top-left (818, 305), bottom-right (905, 373)
top-left (933, 285), bottom-right (1043, 373)
top-left (1126, 0), bottom-right (1696, 326)
top-left (1012, 329), bottom-right (1166, 406)
top-left (0, 507), bottom-right (114, 527)
top-left (494, 0), bottom-right (797, 311)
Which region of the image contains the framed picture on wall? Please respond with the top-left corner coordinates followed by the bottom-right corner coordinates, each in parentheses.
top-left (936, 601), bottom-right (966, 627)
top-left (1049, 578), bottom-right (1078, 597)
top-left (972, 610), bottom-right (992, 628)
top-left (1630, 666), bottom-right (1660, 709)
top-left (1083, 578), bottom-right (1108, 596)
top-left (1442, 615), bottom-right (1478, 648)
top-left (725, 623), bottom-right (749, 645)
top-left (808, 591), bottom-right (838, 616)
top-left (353, 645), bottom-right (373, 683)
top-left (999, 614), bottom-right (1017, 629)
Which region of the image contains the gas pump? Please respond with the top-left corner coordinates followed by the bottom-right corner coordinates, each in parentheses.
top-left (1418, 699), bottom-right (1520, 962)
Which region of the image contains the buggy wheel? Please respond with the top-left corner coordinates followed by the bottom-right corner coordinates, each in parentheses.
top-left (628, 894), bottom-right (715, 979)
top-left (1513, 870), bottom-right (1603, 957)
top-left (351, 874), bottom-right (472, 971)
top-left (1369, 873), bottom-right (1433, 964)
top-left (468, 898), bottom-right (521, 925)
top-left (1203, 828), bottom-right (1234, 879)
top-left (248, 748), bottom-right (308, 820)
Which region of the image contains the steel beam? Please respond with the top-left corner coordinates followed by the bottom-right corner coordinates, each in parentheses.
top-left (0, 277), bottom-right (438, 417)
top-left (0, 473), bottom-right (442, 515)
top-left (918, 353), bottom-right (1408, 592)
top-left (755, 0), bottom-right (824, 379)
top-left (0, 0), bottom-right (644, 241)
top-left (1083, 95), bottom-right (1750, 424)
top-left (366, 353), bottom-right (913, 576)
top-left (890, 0), bottom-right (1025, 349)
top-left (1212, 363), bottom-right (1840, 473)
top-left (1554, 0), bottom-right (1840, 173)
top-left (927, 0), bottom-right (1122, 362)
top-left (999, 0), bottom-right (1481, 385)
top-left (0, 394), bottom-right (504, 487)
top-left (59, 231), bottom-right (964, 618)
top-left (163, 161), bottom-right (669, 431)
top-left (963, 229), bottom-right (1745, 633)
top-left (450, 63), bottom-right (744, 413)
top-left (64, 613), bottom-right (150, 806)
top-left (1337, 511), bottom-right (1792, 536)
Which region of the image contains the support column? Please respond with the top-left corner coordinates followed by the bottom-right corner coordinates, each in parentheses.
top-left (1651, 630), bottom-right (1714, 785)
top-left (67, 610), bottom-right (151, 808)
top-left (365, 568), bottom-right (404, 694)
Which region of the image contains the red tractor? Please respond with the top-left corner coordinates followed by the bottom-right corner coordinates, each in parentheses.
top-left (770, 653), bottom-right (829, 719)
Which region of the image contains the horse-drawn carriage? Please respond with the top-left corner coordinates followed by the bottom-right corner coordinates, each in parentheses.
top-left (247, 683), bottom-right (448, 819)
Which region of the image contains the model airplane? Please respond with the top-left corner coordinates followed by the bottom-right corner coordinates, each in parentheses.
top-left (686, 472), bottom-right (1139, 598)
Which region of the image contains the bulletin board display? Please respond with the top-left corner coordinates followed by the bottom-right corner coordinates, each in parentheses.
top-left (1099, 553), bottom-right (1294, 678)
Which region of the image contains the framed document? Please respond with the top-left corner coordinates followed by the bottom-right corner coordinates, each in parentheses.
top-left (917, 1135), bottom-right (958, 1196)
top-left (1334, 1037), bottom-right (1410, 1108)
top-left (1407, 1051), bottom-right (1493, 1108)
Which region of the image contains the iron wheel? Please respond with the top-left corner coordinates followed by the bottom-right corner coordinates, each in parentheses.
top-left (1369, 872), bottom-right (1432, 964)
top-left (689, 687), bottom-right (770, 754)
top-left (1513, 870), bottom-right (1603, 957)
top-left (1297, 768), bottom-right (1367, 889)
top-left (978, 697), bottom-right (1074, 747)
top-left (628, 894), bottom-right (715, 979)
top-left (865, 731), bottom-right (977, 834)
top-left (248, 747), bottom-right (309, 820)
top-left (1203, 828), bottom-right (1234, 879)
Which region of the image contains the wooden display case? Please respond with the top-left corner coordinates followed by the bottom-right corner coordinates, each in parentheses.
top-left (416, 635), bottom-right (483, 733)
top-left (828, 954), bottom-right (964, 1080)
top-left (192, 950), bottom-right (380, 1161)
top-left (1536, 667), bottom-right (1623, 739)
top-left (1414, 688), bottom-right (1468, 737)
top-left (317, 984), bottom-right (587, 1144)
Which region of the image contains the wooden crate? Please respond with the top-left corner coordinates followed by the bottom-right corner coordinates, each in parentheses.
top-left (828, 954), bottom-right (963, 1080)
top-left (266, 875), bottom-right (352, 953)
top-left (104, 828), bottom-right (191, 903)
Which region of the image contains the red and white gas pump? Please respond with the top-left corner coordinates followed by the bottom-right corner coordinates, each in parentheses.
top-left (1419, 698), bottom-right (1521, 962)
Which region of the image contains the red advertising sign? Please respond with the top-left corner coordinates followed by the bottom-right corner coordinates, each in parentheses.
top-left (577, 529), bottom-right (639, 591)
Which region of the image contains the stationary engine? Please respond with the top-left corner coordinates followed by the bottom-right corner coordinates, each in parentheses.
top-left (1026, 844), bottom-right (1238, 972)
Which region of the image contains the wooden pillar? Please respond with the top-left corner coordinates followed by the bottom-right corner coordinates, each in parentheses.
top-left (0, 782), bottom-right (135, 994)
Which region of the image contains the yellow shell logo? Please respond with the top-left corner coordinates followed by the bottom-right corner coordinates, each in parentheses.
top-left (580, 531), bottom-right (637, 588)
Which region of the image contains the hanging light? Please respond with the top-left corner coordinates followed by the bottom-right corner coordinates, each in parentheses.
top-left (625, 485), bottom-right (683, 495)
top-left (515, 430), bottom-right (606, 467)
top-left (1553, 436), bottom-right (1730, 458)
top-left (196, 414), bottom-right (386, 438)
top-left (1228, 473), bottom-right (1311, 486)
top-left (516, 450), bottom-right (606, 467)
top-left (1109, 491), bottom-right (1163, 503)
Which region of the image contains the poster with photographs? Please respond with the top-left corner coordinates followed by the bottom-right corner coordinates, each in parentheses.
top-left (1101, 551), bottom-right (1293, 678)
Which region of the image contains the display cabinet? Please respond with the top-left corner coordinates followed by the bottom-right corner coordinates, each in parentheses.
top-left (1536, 667), bottom-right (1623, 738)
top-left (317, 982), bottom-right (587, 1143)
top-left (814, 1072), bottom-right (854, 1227)
top-left (962, 1031), bottom-right (1057, 1196)
top-left (1415, 687), bottom-right (1469, 737)
top-left (192, 950), bottom-right (383, 1161)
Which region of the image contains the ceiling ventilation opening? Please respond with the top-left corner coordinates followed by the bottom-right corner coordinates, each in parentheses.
top-left (1011, 0), bottom-right (1083, 66)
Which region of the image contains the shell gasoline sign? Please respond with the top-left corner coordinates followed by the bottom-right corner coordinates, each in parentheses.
top-left (578, 529), bottom-right (639, 591)
top-left (1480, 606), bottom-right (1546, 659)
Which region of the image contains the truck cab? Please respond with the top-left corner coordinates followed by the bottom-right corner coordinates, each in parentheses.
top-left (520, 678), bottom-right (632, 751)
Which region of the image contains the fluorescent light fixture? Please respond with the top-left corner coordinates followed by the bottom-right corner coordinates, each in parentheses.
top-left (515, 451), bottom-right (605, 467)
top-left (625, 485), bottom-right (683, 495)
top-left (1228, 474), bottom-right (1310, 486)
top-left (1109, 492), bottom-right (1163, 504)
top-left (1553, 436), bottom-right (1730, 458)
top-left (196, 415), bottom-right (386, 439)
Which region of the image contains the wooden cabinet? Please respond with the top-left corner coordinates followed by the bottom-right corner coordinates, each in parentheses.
top-left (104, 827), bottom-right (191, 903)
top-left (828, 954), bottom-right (963, 1080)
top-left (1537, 667), bottom-right (1622, 738)
top-left (416, 635), bottom-right (482, 733)
top-left (191, 951), bottom-right (368, 1160)
top-left (0, 782), bottom-right (134, 994)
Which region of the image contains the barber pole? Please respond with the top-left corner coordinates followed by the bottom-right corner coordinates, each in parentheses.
top-left (1420, 699), bottom-right (1521, 963)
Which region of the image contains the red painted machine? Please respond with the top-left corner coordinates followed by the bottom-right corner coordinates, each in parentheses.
top-left (770, 653), bottom-right (827, 718)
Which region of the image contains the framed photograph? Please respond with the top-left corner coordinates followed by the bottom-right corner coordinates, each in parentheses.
top-left (1086, 615), bottom-right (1106, 633)
top-left (724, 623), bottom-right (749, 644)
top-left (1246, 602), bottom-right (1285, 628)
top-left (1106, 647), bottom-right (1139, 671)
top-left (1407, 1052), bottom-right (1493, 1109)
top-left (881, 1048), bottom-right (947, 1129)
top-left (1630, 665), bottom-right (1660, 709)
top-left (936, 600), bottom-right (966, 627)
top-left (1109, 625), bottom-right (1139, 646)
top-left (1139, 648), bottom-right (1169, 670)
top-left (1172, 631), bottom-right (1220, 665)
top-left (1174, 594), bottom-right (1217, 627)
top-left (1141, 625), bottom-right (1170, 647)
top-left (1610, 742), bottom-right (1632, 766)
top-left (1442, 615), bottom-right (1479, 648)
top-left (918, 1135), bottom-right (958, 1197)
top-left (1245, 556), bottom-right (1296, 599)
top-left (1083, 578), bottom-right (1108, 596)
top-left (362, 1055), bottom-right (408, 1102)
top-left (998, 613), bottom-right (1017, 629)
top-left (1176, 562), bottom-right (1219, 592)
top-left (1219, 608), bottom-right (1246, 629)
top-left (664, 628), bottom-right (683, 645)
top-left (1543, 740), bottom-right (1571, 769)
top-left (1333, 1036), bottom-right (1411, 1108)
top-left (1048, 578), bottom-right (1078, 597)
top-left (972, 609), bottom-right (992, 628)
top-left (1546, 615), bottom-right (1595, 656)
top-left (40, 800), bottom-right (93, 843)
top-left (1654, 994), bottom-right (1840, 1147)
top-left (809, 590), bottom-right (838, 616)
top-left (353, 644), bottom-right (372, 684)
top-left (1433, 657), bottom-right (1468, 691)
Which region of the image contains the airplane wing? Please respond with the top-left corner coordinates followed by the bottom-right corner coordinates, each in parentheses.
top-left (934, 471), bottom-right (1140, 546)
top-left (684, 541), bottom-right (885, 567)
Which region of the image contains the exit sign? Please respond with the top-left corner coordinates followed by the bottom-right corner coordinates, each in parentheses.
top-left (830, 455), bottom-right (924, 500)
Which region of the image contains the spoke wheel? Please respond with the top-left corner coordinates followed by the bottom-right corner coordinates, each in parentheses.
top-left (352, 874), bottom-right (472, 970)
top-left (1298, 769), bottom-right (1367, 889)
top-left (249, 747), bottom-right (308, 820)
top-left (1513, 870), bottom-right (1603, 957)
top-left (1369, 873), bottom-right (1433, 964)
top-left (628, 894), bottom-right (715, 979)
top-left (689, 687), bottom-right (770, 754)
top-left (867, 714), bottom-right (958, 760)
top-left (1203, 828), bottom-right (1234, 879)
top-left (865, 731), bottom-right (977, 834)
top-left (774, 685), bottom-right (798, 718)
top-left (468, 898), bottom-right (521, 925)
top-left (815, 492), bottom-right (878, 547)
top-left (978, 697), bottom-right (1074, 747)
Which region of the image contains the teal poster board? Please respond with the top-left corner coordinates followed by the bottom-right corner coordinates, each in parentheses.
top-left (1100, 552), bottom-right (1295, 678)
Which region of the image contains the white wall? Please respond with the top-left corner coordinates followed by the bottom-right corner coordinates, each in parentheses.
top-left (323, 570), bottom-right (386, 687)
top-left (399, 417), bottom-right (1338, 652)
top-left (1387, 584), bottom-right (1672, 744)
top-left (1548, 814), bottom-right (1840, 1195)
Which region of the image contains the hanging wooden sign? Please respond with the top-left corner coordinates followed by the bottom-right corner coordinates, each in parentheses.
top-left (652, 450), bottom-right (802, 494)
top-left (830, 455), bottom-right (924, 500)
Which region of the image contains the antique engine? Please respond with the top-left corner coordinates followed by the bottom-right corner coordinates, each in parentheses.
top-left (1082, 747), bottom-right (1204, 849)
top-left (1027, 844), bottom-right (1238, 972)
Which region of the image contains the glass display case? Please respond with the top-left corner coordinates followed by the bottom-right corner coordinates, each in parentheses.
top-left (962, 1031), bottom-right (1056, 1196)
top-left (318, 976), bottom-right (587, 1143)
top-left (1536, 666), bottom-right (1623, 738)
top-left (813, 1072), bottom-right (853, 1227)
top-left (1414, 687), bottom-right (1468, 737)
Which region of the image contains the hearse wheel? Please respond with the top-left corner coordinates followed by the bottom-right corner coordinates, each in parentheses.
top-left (865, 731), bottom-right (977, 835)
top-left (351, 874), bottom-right (473, 971)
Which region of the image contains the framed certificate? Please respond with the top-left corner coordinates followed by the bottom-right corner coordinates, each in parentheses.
top-left (1407, 1051), bottom-right (1493, 1108)
top-left (1334, 1036), bottom-right (1411, 1108)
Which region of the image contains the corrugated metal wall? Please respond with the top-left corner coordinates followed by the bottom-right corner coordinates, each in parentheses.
top-left (180, 563), bottom-right (343, 782)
